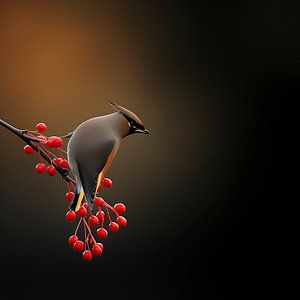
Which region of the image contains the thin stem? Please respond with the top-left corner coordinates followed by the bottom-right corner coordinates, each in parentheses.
top-left (86, 204), bottom-right (92, 216)
top-left (99, 207), bottom-right (105, 227)
top-left (26, 131), bottom-right (45, 141)
top-left (83, 220), bottom-right (88, 250)
top-left (74, 218), bottom-right (82, 235)
top-left (104, 202), bottom-right (119, 216)
top-left (39, 144), bottom-right (58, 159)
top-left (83, 218), bottom-right (97, 245)
top-left (70, 181), bottom-right (76, 189)
top-left (58, 147), bottom-right (67, 154)
top-left (61, 132), bottom-right (73, 139)
top-left (27, 130), bottom-right (38, 134)
top-left (105, 205), bottom-right (112, 223)
top-left (43, 147), bottom-right (53, 164)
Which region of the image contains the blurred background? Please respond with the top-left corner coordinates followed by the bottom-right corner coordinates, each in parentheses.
top-left (0, 0), bottom-right (291, 299)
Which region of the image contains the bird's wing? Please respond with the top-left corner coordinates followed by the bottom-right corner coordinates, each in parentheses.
top-left (77, 138), bottom-right (115, 209)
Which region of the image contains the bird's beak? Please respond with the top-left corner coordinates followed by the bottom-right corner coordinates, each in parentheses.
top-left (134, 128), bottom-right (150, 134)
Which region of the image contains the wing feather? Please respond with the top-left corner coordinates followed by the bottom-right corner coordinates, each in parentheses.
top-left (77, 138), bottom-right (115, 208)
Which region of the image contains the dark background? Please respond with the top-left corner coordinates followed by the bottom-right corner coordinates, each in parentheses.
top-left (0, 1), bottom-right (291, 299)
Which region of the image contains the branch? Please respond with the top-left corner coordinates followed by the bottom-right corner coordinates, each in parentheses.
top-left (61, 132), bottom-right (73, 139)
top-left (0, 118), bottom-right (75, 183)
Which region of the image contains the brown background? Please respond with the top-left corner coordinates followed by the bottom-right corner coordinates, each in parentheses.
top-left (0, 1), bottom-right (290, 299)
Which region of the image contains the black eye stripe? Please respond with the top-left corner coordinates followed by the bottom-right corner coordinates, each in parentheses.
top-left (128, 119), bottom-right (144, 130)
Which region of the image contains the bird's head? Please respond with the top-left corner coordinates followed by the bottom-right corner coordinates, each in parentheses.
top-left (109, 101), bottom-right (149, 136)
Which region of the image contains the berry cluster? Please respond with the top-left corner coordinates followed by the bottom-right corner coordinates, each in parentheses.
top-left (23, 122), bottom-right (70, 176)
top-left (22, 122), bottom-right (127, 262)
top-left (65, 180), bottom-right (127, 261)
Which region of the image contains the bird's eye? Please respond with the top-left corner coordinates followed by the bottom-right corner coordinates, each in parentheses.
top-left (128, 121), bottom-right (137, 128)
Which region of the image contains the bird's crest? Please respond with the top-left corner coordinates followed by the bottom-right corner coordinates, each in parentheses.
top-left (109, 101), bottom-right (143, 126)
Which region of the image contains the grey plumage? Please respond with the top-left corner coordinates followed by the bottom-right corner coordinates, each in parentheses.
top-left (67, 103), bottom-right (148, 211)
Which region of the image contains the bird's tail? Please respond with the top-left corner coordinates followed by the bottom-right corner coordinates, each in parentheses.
top-left (69, 182), bottom-right (84, 211)
top-left (69, 173), bottom-right (103, 211)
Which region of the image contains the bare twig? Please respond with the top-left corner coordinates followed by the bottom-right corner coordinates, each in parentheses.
top-left (61, 132), bottom-right (73, 139)
top-left (0, 118), bottom-right (75, 183)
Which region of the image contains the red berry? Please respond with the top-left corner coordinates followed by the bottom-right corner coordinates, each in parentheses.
top-left (82, 250), bottom-right (93, 261)
top-left (47, 165), bottom-right (56, 176)
top-left (48, 136), bottom-right (62, 148)
top-left (66, 210), bottom-right (76, 222)
top-left (60, 159), bottom-right (69, 169)
top-left (114, 203), bottom-right (126, 214)
top-left (96, 242), bottom-right (104, 250)
top-left (116, 216), bottom-right (127, 227)
top-left (96, 210), bottom-right (105, 222)
top-left (37, 135), bottom-right (47, 143)
top-left (53, 157), bottom-right (63, 166)
top-left (68, 235), bottom-right (78, 246)
top-left (35, 163), bottom-right (46, 174)
top-left (65, 192), bottom-right (74, 201)
top-left (76, 206), bottom-right (87, 218)
top-left (92, 244), bottom-right (102, 256)
top-left (46, 139), bottom-right (54, 148)
top-left (36, 122), bottom-right (47, 132)
top-left (24, 145), bottom-right (34, 154)
top-left (73, 240), bottom-right (84, 252)
top-left (97, 184), bottom-right (102, 193)
top-left (88, 215), bottom-right (99, 227)
top-left (103, 178), bottom-right (112, 188)
top-left (83, 203), bottom-right (89, 209)
top-left (97, 228), bottom-right (108, 239)
top-left (94, 197), bottom-right (104, 207)
top-left (109, 222), bottom-right (119, 232)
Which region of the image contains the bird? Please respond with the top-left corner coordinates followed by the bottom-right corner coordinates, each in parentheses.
top-left (68, 101), bottom-right (149, 212)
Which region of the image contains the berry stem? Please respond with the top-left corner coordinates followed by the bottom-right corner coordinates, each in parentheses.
top-left (104, 202), bottom-right (119, 217)
top-left (86, 204), bottom-right (93, 216)
top-left (83, 220), bottom-right (88, 250)
top-left (26, 132), bottom-right (42, 140)
top-left (99, 207), bottom-right (105, 227)
top-left (27, 130), bottom-right (39, 134)
top-left (105, 205), bottom-right (112, 223)
top-left (43, 148), bottom-right (53, 165)
top-left (83, 218), bottom-right (97, 244)
top-left (74, 218), bottom-right (83, 235)
top-left (39, 143), bottom-right (58, 159)
top-left (57, 147), bottom-right (67, 154)
top-left (60, 132), bottom-right (73, 139)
